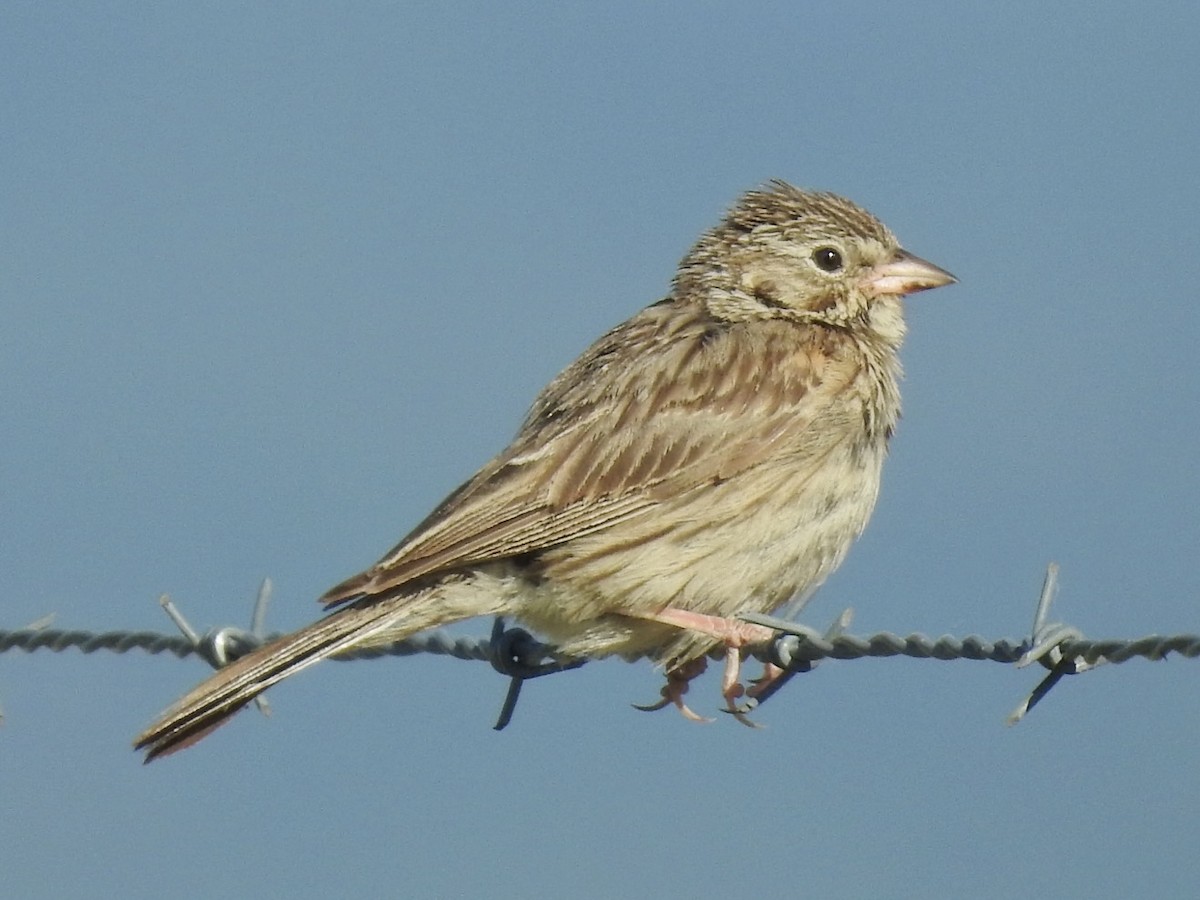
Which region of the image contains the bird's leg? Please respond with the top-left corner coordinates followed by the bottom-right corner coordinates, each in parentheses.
top-left (630, 608), bottom-right (775, 726)
top-left (632, 656), bottom-right (711, 722)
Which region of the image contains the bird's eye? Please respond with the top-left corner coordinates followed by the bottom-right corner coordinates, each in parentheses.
top-left (812, 246), bottom-right (844, 272)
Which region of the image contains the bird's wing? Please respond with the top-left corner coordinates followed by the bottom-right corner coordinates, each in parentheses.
top-left (320, 302), bottom-right (850, 605)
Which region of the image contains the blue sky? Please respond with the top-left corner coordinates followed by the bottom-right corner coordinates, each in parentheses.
top-left (3, 3), bottom-right (1198, 897)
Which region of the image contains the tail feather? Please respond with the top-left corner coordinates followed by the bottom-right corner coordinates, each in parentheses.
top-left (134, 578), bottom-right (511, 761)
top-left (134, 602), bottom-right (400, 761)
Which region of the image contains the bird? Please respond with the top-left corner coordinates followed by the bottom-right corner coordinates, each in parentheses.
top-left (134, 180), bottom-right (955, 760)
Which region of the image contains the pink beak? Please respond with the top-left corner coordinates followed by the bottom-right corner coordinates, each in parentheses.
top-left (862, 249), bottom-right (957, 298)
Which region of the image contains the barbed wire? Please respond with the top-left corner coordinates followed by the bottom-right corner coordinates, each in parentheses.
top-left (1, 564), bottom-right (1196, 728)
top-left (0, 621), bottom-right (497, 665)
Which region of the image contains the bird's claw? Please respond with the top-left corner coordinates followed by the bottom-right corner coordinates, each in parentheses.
top-left (722, 704), bottom-right (763, 728)
top-left (720, 679), bottom-right (763, 728)
top-left (631, 696), bottom-right (671, 713)
top-left (632, 693), bottom-right (713, 723)
top-left (632, 658), bottom-right (713, 723)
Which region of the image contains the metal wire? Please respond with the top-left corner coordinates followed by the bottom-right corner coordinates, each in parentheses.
top-left (3, 621), bottom-right (1195, 667)
top-left (1, 564), bottom-right (1196, 727)
top-left (0, 624), bottom-right (497, 664)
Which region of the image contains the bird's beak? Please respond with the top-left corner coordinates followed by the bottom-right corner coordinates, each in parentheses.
top-left (861, 249), bottom-right (957, 298)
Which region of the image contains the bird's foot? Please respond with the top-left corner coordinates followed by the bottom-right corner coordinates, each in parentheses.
top-left (726, 662), bottom-right (791, 718)
top-left (631, 608), bottom-right (776, 727)
top-left (633, 657), bottom-right (712, 722)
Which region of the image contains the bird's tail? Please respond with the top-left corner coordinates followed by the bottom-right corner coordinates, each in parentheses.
top-left (134, 578), bottom-right (509, 762)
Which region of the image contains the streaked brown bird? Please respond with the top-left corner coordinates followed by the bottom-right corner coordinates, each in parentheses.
top-left (135, 180), bottom-right (955, 760)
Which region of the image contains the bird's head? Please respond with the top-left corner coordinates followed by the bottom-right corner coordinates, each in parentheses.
top-left (675, 181), bottom-right (955, 337)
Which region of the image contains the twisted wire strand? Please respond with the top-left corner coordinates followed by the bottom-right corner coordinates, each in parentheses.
top-left (0, 627), bottom-right (493, 664)
top-left (0, 558), bottom-right (1186, 743)
top-left (2, 623), bottom-right (1198, 667)
top-left (2, 567), bottom-right (1194, 728)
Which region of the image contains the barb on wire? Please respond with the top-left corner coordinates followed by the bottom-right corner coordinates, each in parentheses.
top-left (727, 606), bottom-right (855, 717)
top-left (159, 580), bottom-right (276, 716)
top-left (0, 614), bottom-right (55, 723)
top-left (1, 565), bottom-right (1197, 728)
top-left (1006, 564), bottom-right (1092, 724)
top-left (488, 618), bottom-right (588, 731)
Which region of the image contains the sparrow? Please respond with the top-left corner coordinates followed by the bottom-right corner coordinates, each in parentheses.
top-left (135, 180), bottom-right (955, 760)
